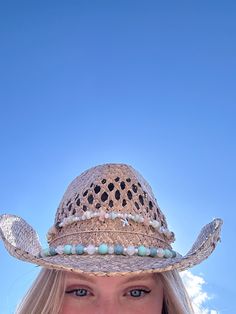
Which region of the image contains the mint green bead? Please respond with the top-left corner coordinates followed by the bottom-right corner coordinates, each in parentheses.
top-left (64, 245), bottom-right (72, 255)
top-left (150, 247), bottom-right (157, 257)
top-left (110, 212), bottom-right (117, 219)
top-left (42, 248), bottom-right (50, 256)
top-left (138, 245), bottom-right (147, 256)
top-left (49, 247), bottom-right (57, 256)
top-left (164, 249), bottom-right (172, 258)
top-left (98, 243), bottom-right (108, 254)
top-left (171, 250), bottom-right (177, 258)
top-left (75, 244), bottom-right (85, 255)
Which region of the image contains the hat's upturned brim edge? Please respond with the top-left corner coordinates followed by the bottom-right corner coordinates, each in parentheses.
top-left (0, 214), bottom-right (223, 276)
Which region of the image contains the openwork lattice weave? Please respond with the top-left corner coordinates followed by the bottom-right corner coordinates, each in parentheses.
top-left (0, 163), bottom-right (223, 276)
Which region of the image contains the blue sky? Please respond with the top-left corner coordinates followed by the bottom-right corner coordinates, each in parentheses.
top-left (0, 1), bottom-right (235, 313)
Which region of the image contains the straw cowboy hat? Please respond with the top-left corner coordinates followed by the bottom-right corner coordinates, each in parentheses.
top-left (0, 163), bottom-right (222, 275)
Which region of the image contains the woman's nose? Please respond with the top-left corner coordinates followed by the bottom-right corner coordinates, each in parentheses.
top-left (95, 297), bottom-right (121, 314)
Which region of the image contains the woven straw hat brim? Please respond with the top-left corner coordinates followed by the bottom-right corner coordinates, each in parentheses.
top-left (0, 214), bottom-right (222, 276)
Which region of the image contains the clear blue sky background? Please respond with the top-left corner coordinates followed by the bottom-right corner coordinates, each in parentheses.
top-left (0, 1), bottom-right (235, 313)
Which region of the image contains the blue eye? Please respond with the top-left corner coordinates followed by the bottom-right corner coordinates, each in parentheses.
top-left (129, 289), bottom-right (151, 298)
top-left (66, 288), bottom-right (88, 297)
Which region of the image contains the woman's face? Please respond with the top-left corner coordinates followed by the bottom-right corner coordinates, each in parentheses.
top-left (60, 272), bottom-right (164, 314)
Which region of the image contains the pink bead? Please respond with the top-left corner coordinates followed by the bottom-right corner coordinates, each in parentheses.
top-left (99, 210), bottom-right (106, 222)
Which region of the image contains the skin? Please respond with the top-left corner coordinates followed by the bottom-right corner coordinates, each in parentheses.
top-left (60, 272), bottom-right (164, 314)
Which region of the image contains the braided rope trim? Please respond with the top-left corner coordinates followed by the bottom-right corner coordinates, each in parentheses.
top-left (48, 229), bottom-right (168, 246)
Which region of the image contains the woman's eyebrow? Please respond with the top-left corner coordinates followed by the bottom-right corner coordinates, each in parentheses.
top-left (122, 274), bottom-right (154, 283)
top-left (66, 273), bottom-right (97, 283)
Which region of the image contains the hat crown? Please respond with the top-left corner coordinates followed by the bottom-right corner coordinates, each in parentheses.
top-left (46, 164), bottom-right (175, 250)
top-left (55, 163), bottom-right (167, 229)
top-left (0, 163), bottom-right (223, 275)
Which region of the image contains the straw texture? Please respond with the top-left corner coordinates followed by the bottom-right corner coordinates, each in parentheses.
top-left (0, 163), bottom-right (223, 276)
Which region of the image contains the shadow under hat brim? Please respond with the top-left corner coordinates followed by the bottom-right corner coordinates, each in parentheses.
top-left (0, 214), bottom-right (223, 276)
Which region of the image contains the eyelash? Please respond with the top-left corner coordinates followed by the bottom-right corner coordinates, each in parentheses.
top-left (66, 288), bottom-right (90, 297)
top-left (127, 288), bottom-right (151, 298)
top-left (65, 288), bottom-right (151, 298)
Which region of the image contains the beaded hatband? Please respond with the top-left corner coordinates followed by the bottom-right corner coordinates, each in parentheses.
top-left (47, 210), bottom-right (175, 243)
top-left (39, 243), bottom-right (177, 259)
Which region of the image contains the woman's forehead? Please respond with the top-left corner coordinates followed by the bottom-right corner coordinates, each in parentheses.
top-left (65, 272), bottom-right (159, 284)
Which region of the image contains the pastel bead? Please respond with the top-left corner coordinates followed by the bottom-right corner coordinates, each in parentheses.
top-left (114, 244), bottom-right (124, 255)
top-left (110, 212), bottom-right (117, 219)
top-left (126, 246), bottom-right (136, 256)
top-left (68, 216), bottom-right (74, 222)
top-left (171, 250), bottom-right (177, 258)
top-left (49, 247), bottom-right (57, 256)
top-left (87, 244), bottom-right (96, 255)
top-left (108, 246), bottom-right (114, 254)
top-left (150, 247), bottom-right (157, 257)
top-left (138, 245), bottom-right (147, 256)
top-left (159, 227), bottom-right (166, 233)
top-left (71, 246), bottom-right (76, 254)
top-left (64, 245), bottom-right (72, 255)
top-left (133, 215), bottom-right (140, 222)
top-left (75, 244), bottom-right (85, 255)
top-left (164, 249), bottom-right (172, 258)
top-left (98, 244), bottom-right (108, 254)
top-left (55, 245), bottom-right (64, 255)
top-left (157, 248), bottom-right (165, 258)
top-left (42, 248), bottom-right (50, 256)
top-left (151, 220), bottom-right (160, 229)
top-left (85, 211), bottom-right (92, 219)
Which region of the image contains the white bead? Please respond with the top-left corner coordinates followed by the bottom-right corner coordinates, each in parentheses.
top-left (69, 216), bottom-right (74, 222)
top-left (139, 217), bottom-right (144, 223)
top-left (151, 220), bottom-right (160, 229)
top-left (146, 248), bottom-right (151, 256)
top-left (85, 212), bottom-right (92, 219)
top-left (105, 213), bottom-right (109, 219)
top-left (71, 246), bottom-right (76, 254)
top-left (157, 248), bottom-right (164, 258)
top-left (87, 245), bottom-right (96, 255)
top-left (126, 246), bottom-right (136, 256)
top-left (164, 230), bottom-right (172, 239)
top-left (128, 214), bottom-right (133, 219)
top-left (108, 246), bottom-right (114, 254)
top-left (55, 245), bottom-right (64, 255)
top-left (159, 227), bottom-right (165, 233)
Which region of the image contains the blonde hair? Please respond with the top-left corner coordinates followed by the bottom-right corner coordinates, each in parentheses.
top-left (16, 268), bottom-right (194, 314)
